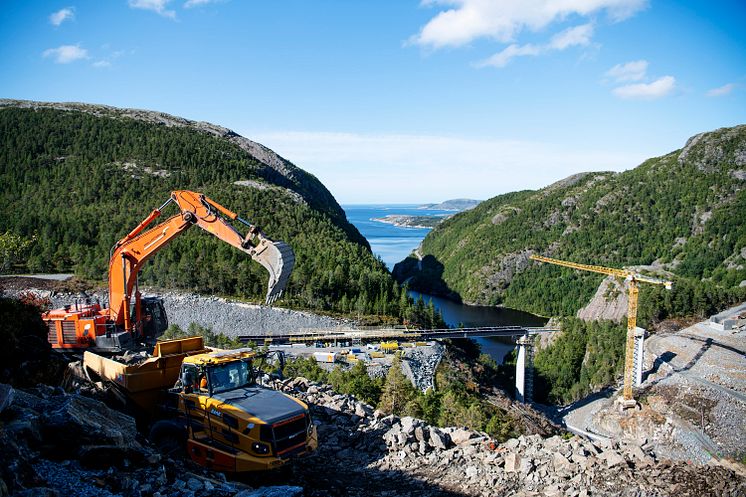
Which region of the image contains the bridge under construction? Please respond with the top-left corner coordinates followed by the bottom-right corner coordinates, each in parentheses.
top-left (237, 325), bottom-right (557, 345)
top-left (240, 325), bottom-right (558, 404)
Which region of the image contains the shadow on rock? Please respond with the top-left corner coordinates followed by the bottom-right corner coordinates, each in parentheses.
top-left (392, 255), bottom-right (461, 303)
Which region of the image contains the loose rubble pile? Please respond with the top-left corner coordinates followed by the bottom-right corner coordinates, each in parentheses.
top-left (401, 343), bottom-right (444, 391)
top-left (159, 292), bottom-right (347, 338)
top-left (2, 373), bottom-right (745, 497)
top-left (280, 377), bottom-right (746, 497)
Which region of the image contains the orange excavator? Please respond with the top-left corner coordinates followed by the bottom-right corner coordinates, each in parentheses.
top-left (44, 190), bottom-right (294, 352)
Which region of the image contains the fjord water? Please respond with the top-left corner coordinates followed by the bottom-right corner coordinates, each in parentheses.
top-left (343, 204), bottom-right (547, 363)
top-left (407, 290), bottom-right (546, 362)
top-left (343, 204), bottom-right (452, 269)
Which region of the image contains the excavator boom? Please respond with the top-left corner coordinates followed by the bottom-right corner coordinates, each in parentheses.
top-left (44, 190), bottom-right (294, 351)
top-left (110, 190), bottom-right (295, 328)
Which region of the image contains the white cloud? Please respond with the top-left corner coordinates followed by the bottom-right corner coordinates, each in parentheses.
top-left (129, 0), bottom-right (175, 18)
top-left (706, 83), bottom-right (736, 97)
top-left (247, 130), bottom-right (645, 203)
top-left (476, 43), bottom-right (540, 68)
top-left (184, 0), bottom-right (217, 7)
top-left (411, 0), bottom-right (647, 49)
top-left (476, 23), bottom-right (593, 68)
top-left (612, 75), bottom-right (676, 99)
top-left (49, 7), bottom-right (75, 26)
top-left (605, 60), bottom-right (648, 82)
top-left (93, 60), bottom-right (112, 68)
top-left (548, 23), bottom-right (594, 50)
top-left (42, 44), bottom-right (89, 64)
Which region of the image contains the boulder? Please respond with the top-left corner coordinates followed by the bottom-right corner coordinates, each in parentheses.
top-left (520, 457), bottom-right (534, 474)
top-left (625, 444), bottom-right (654, 467)
top-left (400, 416), bottom-right (417, 435)
top-left (504, 452), bottom-right (521, 472)
top-left (551, 452), bottom-right (574, 475)
top-left (428, 429), bottom-right (451, 450)
top-left (10, 388), bottom-right (143, 461)
top-left (186, 478), bottom-right (203, 491)
top-left (503, 438), bottom-right (520, 450)
top-left (600, 451), bottom-right (626, 468)
top-left (0, 383), bottom-right (14, 413)
top-left (40, 394), bottom-right (139, 457)
top-left (448, 427), bottom-right (475, 445)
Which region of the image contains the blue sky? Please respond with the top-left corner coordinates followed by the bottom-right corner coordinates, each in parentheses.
top-left (1, 1), bottom-right (744, 203)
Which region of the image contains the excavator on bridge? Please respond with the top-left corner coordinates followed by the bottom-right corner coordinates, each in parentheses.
top-left (44, 190), bottom-right (294, 352)
top-left (530, 254), bottom-right (672, 407)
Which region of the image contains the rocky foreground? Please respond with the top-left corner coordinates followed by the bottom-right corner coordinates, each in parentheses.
top-left (1, 374), bottom-right (745, 497)
top-left (284, 378), bottom-right (745, 497)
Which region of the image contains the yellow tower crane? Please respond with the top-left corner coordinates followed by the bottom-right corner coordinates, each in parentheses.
top-left (529, 254), bottom-right (673, 406)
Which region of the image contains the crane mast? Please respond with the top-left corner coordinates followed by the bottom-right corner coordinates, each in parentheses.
top-left (530, 254), bottom-right (672, 405)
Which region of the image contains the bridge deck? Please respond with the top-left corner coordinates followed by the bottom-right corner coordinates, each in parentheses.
top-left (238, 326), bottom-right (558, 344)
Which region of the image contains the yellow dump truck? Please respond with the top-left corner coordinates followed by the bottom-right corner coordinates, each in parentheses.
top-left (83, 337), bottom-right (318, 472)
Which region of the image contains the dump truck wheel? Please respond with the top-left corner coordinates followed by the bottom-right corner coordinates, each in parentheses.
top-left (149, 420), bottom-right (186, 457)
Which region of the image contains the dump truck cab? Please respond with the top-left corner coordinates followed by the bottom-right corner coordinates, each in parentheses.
top-left (171, 348), bottom-right (318, 472)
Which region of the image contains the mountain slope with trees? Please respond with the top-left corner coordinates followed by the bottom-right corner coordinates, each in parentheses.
top-left (0, 100), bottom-right (437, 324)
top-left (394, 125), bottom-right (746, 404)
top-left (394, 125), bottom-right (746, 323)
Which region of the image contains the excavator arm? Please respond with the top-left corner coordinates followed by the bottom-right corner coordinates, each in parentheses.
top-left (108, 190), bottom-right (294, 331)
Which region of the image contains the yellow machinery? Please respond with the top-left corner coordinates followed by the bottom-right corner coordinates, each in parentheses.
top-left (530, 255), bottom-right (672, 405)
top-left (84, 337), bottom-right (318, 472)
top-left (381, 341), bottom-right (399, 353)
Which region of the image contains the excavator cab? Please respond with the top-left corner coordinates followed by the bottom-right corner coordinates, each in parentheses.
top-left (138, 297), bottom-right (168, 340)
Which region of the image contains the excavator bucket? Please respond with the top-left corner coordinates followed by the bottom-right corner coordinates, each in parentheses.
top-left (251, 239), bottom-right (295, 305)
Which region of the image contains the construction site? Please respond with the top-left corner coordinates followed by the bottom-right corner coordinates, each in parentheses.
top-left (1, 190), bottom-right (745, 497)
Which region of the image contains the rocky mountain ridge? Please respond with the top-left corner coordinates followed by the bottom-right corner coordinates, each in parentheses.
top-left (418, 199), bottom-right (482, 211)
top-left (0, 101), bottom-right (418, 317)
top-left (0, 99), bottom-right (350, 231)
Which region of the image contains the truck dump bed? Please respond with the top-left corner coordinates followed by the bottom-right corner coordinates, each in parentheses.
top-left (83, 336), bottom-right (209, 414)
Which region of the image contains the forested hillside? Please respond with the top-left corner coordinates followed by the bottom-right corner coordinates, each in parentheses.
top-left (0, 100), bottom-right (433, 323)
top-left (395, 125), bottom-right (746, 323)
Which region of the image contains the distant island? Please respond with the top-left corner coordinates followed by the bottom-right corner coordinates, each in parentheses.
top-left (417, 198), bottom-right (481, 211)
top-left (371, 214), bottom-right (447, 229)
top-left (371, 199), bottom-right (481, 228)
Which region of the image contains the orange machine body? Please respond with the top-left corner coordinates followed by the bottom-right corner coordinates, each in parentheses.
top-left (44, 302), bottom-right (110, 349)
top-left (43, 190), bottom-right (294, 352)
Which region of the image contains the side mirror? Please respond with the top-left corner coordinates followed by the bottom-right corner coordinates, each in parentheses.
top-left (181, 371), bottom-right (194, 393)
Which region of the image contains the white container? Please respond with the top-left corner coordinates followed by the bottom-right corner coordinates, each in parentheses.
top-left (313, 351), bottom-right (338, 363)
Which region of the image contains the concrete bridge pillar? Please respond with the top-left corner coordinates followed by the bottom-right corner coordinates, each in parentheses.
top-left (515, 334), bottom-right (534, 403)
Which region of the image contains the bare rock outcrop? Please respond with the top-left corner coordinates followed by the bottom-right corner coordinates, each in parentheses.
top-left (576, 276), bottom-right (628, 322)
top-left (477, 250), bottom-right (534, 300)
